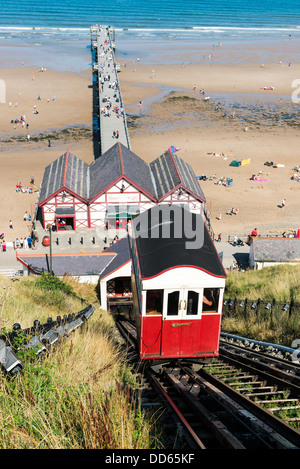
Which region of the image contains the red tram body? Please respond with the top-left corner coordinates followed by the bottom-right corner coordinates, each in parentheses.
top-left (128, 205), bottom-right (227, 363)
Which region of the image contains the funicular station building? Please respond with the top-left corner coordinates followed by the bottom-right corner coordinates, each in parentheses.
top-left (37, 142), bottom-right (207, 233)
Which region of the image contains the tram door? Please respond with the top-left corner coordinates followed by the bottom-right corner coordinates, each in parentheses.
top-left (161, 288), bottom-right (202, 356)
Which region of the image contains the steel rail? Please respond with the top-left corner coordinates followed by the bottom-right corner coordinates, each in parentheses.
top-left (116, 319), bottom-right (300, 448)
top-left (150, 373), bottom-right (207, 449)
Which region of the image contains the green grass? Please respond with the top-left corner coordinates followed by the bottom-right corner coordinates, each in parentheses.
top-left (222, 265), bottom-right (300, 346)
top-left (225, 264), bottom-right (300, 302)
top-left (0, 275), bottom-right (162, 449)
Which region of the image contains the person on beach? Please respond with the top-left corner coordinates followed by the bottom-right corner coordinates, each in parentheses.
top-left (9, 220), bottom-right (13, 229)
top-left (2, 240), bottom-right (6, 252)
top-left (281, 198), bottom-right (286, 208)
top-left (24, 211), bottom-right (28, 221)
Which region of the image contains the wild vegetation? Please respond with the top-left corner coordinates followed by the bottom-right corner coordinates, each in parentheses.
top-left (1, 264), bottom-right (299, 448)
top-left (222, 264), bottom-right (300, 346)
top-left (0, 275), bottom-right (162, 449)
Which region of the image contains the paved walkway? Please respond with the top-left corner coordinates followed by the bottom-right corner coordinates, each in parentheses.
top-left (0, 222), bottom-right (127, 273)
top-left (0, 231), bottom-right (250, 275)
top-left (215, 240), bottom-right (250, 270)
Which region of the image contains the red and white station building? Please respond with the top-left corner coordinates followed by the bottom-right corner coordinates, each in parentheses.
top-left (37, 142), bottom-right (207, 232)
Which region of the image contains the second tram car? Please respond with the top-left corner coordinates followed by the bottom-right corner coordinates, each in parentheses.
top-left (128, 205), bottom-right (227, 363)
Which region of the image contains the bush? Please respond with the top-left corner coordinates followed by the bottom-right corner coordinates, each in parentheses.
top-left (35, 274), bottom-right (74, 296)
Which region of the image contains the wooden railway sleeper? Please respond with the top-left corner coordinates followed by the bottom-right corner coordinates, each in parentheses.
top-left (244, 390), bottom-right (286, 398)
top-left (254, 398), bottom-right (299, 406)
top-left (268, 404), bottom-right (300, 412)
top-left (230, 381), bottom-right (266, 389)
top-left (222, 374), bottom-right (259, 382)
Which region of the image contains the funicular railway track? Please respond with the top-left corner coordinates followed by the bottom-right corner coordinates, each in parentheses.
top-left (116, 319), bottom-right (300, 449)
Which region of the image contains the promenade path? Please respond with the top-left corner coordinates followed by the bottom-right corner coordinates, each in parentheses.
top-left (0, 238), bottom-right (250, 277)
top-left (91, 25), bottom-right (131, 155)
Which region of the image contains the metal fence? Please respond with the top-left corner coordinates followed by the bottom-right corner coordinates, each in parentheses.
top-left (0, 304), bottom-right (95, 375)
top-left (223, 297), bottom-right (299, 321)
top-left (227, 233), bottom-right (297, 244)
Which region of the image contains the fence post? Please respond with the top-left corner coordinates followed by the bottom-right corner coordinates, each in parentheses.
top-left (256, 298), bottom-right (261, 322)
top-left (270, 298), bottom-right (275, 327)
top-left (244, 298), bottom-right (248, 320)
top-left (289, 299), bottom-right (294, 319)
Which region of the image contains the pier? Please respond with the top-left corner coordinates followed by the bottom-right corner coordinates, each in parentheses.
top-left (90, 25), bottom-right (131, 156)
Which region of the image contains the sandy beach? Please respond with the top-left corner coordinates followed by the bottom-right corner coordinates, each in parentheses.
top-left (0, 66), bottom-right (94, 243)
top-left (120, 60), bottom-right (300, 237)
top-left (0, 48), bottom-right (300, 247)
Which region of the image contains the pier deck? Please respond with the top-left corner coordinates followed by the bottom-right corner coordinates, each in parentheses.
top-left (90, 25), bottom-right (131, 156)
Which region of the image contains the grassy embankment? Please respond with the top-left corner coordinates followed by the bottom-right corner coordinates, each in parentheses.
top-left (222, 264), bottom-right (300, 347)
top-left (0, 274), bottom-right (162, 449)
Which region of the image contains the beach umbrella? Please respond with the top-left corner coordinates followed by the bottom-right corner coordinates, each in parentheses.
top-left (168, 145), bottom-right (180, 153)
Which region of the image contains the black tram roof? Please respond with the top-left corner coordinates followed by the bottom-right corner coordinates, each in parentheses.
top-left (131, 205), bottom-right (226, 280)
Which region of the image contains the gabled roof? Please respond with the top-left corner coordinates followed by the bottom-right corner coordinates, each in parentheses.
top-left (99, 237), bottom-right (131, 280)
top-left (37, 145), bottom-right (206, 207)
top-left (150, 149), bottom-right (206, 202)
top-left (130, 205), bottom-right (226, 280)
top-left (38, 151), bottom-right (89, 205)
top-left (89, 142), bottom-right (157, 201)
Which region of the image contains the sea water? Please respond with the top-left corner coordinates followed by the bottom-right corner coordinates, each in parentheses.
top-left (0, 0), bottom-right (300, 71)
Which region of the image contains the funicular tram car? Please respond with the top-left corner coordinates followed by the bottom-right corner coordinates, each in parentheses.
top-left (128, 205), bottom-right (227, 366)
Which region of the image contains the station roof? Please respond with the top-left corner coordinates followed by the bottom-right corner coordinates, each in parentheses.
top-left (252, 237), bottom-right (300, 262)
top-left (89, 142), bottom-right (157, 201)
top-left (150, 150), bottom-right (206, 202)
top-left (16, 252), bottom-right (115, 276)
top-left (38, 144), bottom-right (205, 206)
top-left (38, 151), bottom-right (89, 204)
top-left (130, 205), bottom-right (226, 280)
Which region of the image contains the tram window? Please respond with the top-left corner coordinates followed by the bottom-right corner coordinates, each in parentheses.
top-left (187, 291), bottom-right (199, 315)
top-left (202, 288), bottom-right (220, 312)
top-left (146, 290), bottom-right (163, 315)
top-left (167, 291), bottom-right (180, 316)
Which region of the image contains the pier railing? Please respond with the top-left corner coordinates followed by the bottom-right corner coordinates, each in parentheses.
top-left (91, 25), bottom-right (131, 156)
